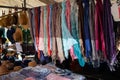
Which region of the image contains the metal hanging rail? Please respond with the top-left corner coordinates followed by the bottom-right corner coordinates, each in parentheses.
top-left (0, 10), bottom-right (22, 18)
top-left (0, 5), bottom-right (28, 9)
top-left (0, 0), bottom-right (29, 18)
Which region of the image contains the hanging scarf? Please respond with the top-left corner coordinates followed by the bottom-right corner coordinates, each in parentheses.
top-left (22, 28), bottom-right (32, 44)
top-left (49, 5), bottom-right (53, 54)
top-left (34, 7), bottom-right (41, 59)
top-left (70, 0), bottom-right (85, 67)
top-left (39, 7), bottom-right (44, 51)
top-left (30, 9), bottom-right (37, 55)
top-left (51, 4), bottom-right (58, 61)
top-left (61, 1), bottom-right (77, 59)
top-left (76, 0), bottom-right (85, 58)
top-left (7, 26), bottom-right (15, 44)
top-left (43, 7), bottom-right (48, 56)
top-left (34, 7), bottom-right (39, 49)
top-left (28, 10), bottom-right (35, 49)
top-left (55, 3), bottom-right (65, 62)
top-left (47, 5), bottom-right (52, 56)
top-left (103, 0), bottom-right (116, 65)
top-left (83, 0), bottom-right (92, 62)
top-left (3, 27), bottom-right (9, 43)
top-left (38, 7), bottom-right (41, 35)
top-left (89, 0), bottom-right (99, 67)
top-left (66, 0), bottom-right (77, 61)
top-left (95, 0), bottom-right (106, 60)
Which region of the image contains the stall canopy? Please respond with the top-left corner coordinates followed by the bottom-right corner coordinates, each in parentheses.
top-left (0, 0), bottom-right (63, 16)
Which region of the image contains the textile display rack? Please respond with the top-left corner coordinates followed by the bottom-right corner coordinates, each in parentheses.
top-left (0, 0), bottom-right (120, 80)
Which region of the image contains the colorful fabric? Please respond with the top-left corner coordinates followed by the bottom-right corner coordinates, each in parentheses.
top-left (55, 3), bottom-right (65, 62)
top-left (28, 10), bottom-right (35, 46)
top-left (66, 0), bottom-right (77, 61)
top-left (22, 29), bottom-right (32, 44)
top-left (7, 27), bottom-right (15, 43)
top-left (83, 0), bottom-right (92, 61)
top-left (61, 1), bottom-right (77, 59)
top-left (47, 5), bottom-right (52, 56)
top-left (43, 6), bottom-right (48, 56)
top-left (34, 7), bottom-right (41, 59)
top-left (26, 0), bottom-right (116, 69)
top-left (76, 0), bottom-right (85, 58)
top-left (70, 0), bottom-right (85, 67)
top-left (49, 5), bottom-right (53, 54)
top-left (103, 0), bottom-right (116, 64)
top-left (89, 0), bottom-right (99, 68)
top-left (51, 4), bottom-right (58, 61)
top-left (39, 7), bottom-right (44, 51)
top-left (95, 0), bottom-right (106, 60)
top-left (46, 73), bottom-right (71, 80)
top-left (31, 9), bottom-right (37, 51)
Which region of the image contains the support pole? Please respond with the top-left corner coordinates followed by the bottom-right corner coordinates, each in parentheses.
top-left (24, 0), bottom-right (26, 8)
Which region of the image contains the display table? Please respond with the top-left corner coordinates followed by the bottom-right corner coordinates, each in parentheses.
top-left (0, 63), bottom-right (86, 80)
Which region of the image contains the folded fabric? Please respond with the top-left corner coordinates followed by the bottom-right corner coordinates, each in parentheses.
top-left (46, 73), bottom-right (71, 80)
top-left (54, 68), bottom-right (71, 76)
top-left (24, 77), bottom-right (36, 80)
